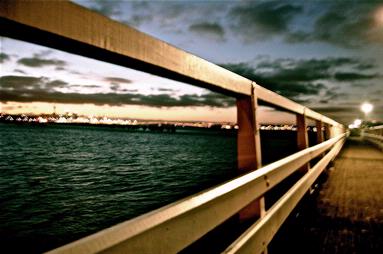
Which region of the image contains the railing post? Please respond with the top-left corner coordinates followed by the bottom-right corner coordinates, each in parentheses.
top-left (316, 120), bottom-right (325, 159)
top-left (329, 125), bottom-right (335, 138)
top-left (324, 123), bottom-right (331, 140)
top-left (236, 82), bottom-right (265, 221)
top-left (237, 99), bottom-right (258, 171)
top-left (297, 111), bottom-right (310, 172)
top-left (316, 120), bottom-right (324, 144)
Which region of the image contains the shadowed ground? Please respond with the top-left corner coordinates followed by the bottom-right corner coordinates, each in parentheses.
top-left (270, 137), bottom-right (383, 254)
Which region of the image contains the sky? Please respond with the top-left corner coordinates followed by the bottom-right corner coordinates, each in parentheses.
top-left (1, 0), bottom-right (383, 125)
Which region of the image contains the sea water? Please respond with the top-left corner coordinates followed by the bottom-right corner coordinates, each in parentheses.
top-left (0, 123), bottom-right (238, 253)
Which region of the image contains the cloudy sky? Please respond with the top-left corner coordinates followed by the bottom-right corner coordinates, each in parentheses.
top-left (1, 0), bottom-right (383, 124)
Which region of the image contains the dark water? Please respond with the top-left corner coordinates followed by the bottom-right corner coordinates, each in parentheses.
top-left (0, 123), bottom-right (239, 253)
top-left (0, 123), bottom-right (315, 253)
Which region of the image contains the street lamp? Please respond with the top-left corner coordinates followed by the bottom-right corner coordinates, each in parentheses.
top-left (361, 102), bottom-right (373, 125)
top-left (361, 102), bottom-right (373, 115)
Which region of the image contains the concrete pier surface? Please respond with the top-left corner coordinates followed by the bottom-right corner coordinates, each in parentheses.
top-left (270, 137), bottom-right (383, 254)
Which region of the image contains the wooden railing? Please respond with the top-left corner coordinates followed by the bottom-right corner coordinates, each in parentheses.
top-left (0, 1), bottom-right (346, 253)
top-left (46, 134), bottom-right (345, 254)
top-left (362, 125), bottom-right (383, 150)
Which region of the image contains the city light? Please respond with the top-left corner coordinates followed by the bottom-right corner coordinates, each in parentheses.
top-left (354, 119), bottom-right (362, 126)
top-left (348, 118), bottom-right (362, 129)
top-left (361, 102), bottom-right (373, 115)
top-left (0, 113), bottom-right (309, 131)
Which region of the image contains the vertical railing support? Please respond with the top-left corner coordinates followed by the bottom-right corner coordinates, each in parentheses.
top-left (297, 111), bottom-right (310, 172)
top-left (316, 120), bottom-right (325, 158)
top-left (316, 120), bottom-right (324, 144)
top-left (237, 99), bottom-right (258, 171)
top-left (236, 82), bottom-right (265, 222)
top-left (329, 125), bottom-right (335, 139)
top-left (324, 123), bottom-right (331, 140)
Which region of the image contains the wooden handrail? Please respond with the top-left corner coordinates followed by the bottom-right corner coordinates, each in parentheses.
top-left (362, 126), bottom-right (383, 150)
top-left (363, 133), bottom-right (383, 142)
top-left (46, 134), bottom-right (345, 254)
top-left (223, 137), bottom-right (345, 253)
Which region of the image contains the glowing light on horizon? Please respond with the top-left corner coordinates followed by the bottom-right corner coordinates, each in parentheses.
top-left (354, 119), bottom-right (362, 126)
top-left (361, 102), bottom-right (373, 114)
top-left (348, 118), bottom-right (362, 129)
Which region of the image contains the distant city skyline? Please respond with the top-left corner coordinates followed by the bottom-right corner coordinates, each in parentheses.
top-left (1, 1), bottom-right (383, 124)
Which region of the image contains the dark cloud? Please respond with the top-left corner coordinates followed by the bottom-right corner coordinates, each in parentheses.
top-left (46, 80), bottom-right (68, 88)
top-left (105, 78), bottom-right (132, 92)
top-left (82, 85), bottom-right (102, 89)
top-left (287, 2), bottom-right (383, 47)
top-left (88, 0), bottom-right (121, 17)
top-left (120, 89), bottom-right (139, 93)
top-left (78, 0), bottom-right (229, 32)
top-left (67, 84), bottom-right (102, 90)
top-left (309, 106), bottom-right (358, 124)
top-left (128, 14), bottom-right (153, 27)
top-left (108, 83), bottom-right (136, 93)
top-left (227, 1), bottom-right (383, 48)
top-left (110, 83), bottom-right (120, 92)
top-left (55, 66), bottom-right (66, 71)
top-left (320, 89), bottom-right (348, 104)
top-left (221, 56), bottom-right (379, 100)
top-left (229, 1), bottom-right (303, 41)
top-left (312, 106), bottom-right (358, 114)
top-left (0, 75), bottom-right (234, 108)
top-left (17, 56), bottom-right (66, 68)
top-left (255, 57), bottom-right (363, 78)
top-left (0, 90), bottom-right (234, 108)
top-left (14, 69), bottom-right (27, 74)
top-left (0, 75), bottom-right (44, 89)
top-left (157, 88), bottom-right (179, 92)
top-left (77, 0), bottom-right (382, 49)
top-left (312, 105), bottom-right (383, 119)
top-left (0, 76), bottom-right (70, 93)
top-left (312, 4), bottom-right (380, 47)
top-left (222, 61), bottom-right (326, 98)
top-left (189, 22), bottom-right (225, 41)
top-left (123, 1), bottom-right (190, 28)
top-left (0, 53), bottom-right (10, 63)
top-left (334, 72), bottom-right (378, 81)
top-left (356, 63), bottom-right (376, 71)
top-left (104, 77), bottom-right (132, 84)
top-left (197, 92), bottom-right (235, 107)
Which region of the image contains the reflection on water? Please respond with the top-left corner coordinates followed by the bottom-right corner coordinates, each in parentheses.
top-left (0, 123), bottom-right (312, 253)
top-left (0, 123), bottom-right (236, 253)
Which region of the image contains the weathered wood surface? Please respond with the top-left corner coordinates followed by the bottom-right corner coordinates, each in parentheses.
top-left (270, 138), bottom-right (383, 254)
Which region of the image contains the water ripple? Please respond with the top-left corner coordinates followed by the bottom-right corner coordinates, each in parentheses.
top-left (0, 123), bottom-right (236, 253)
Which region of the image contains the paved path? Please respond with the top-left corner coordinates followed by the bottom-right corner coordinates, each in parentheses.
top-left (270, 137), bottom-right (383, 254)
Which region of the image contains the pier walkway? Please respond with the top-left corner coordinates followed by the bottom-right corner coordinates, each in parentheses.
top-left (271, 137), bottom-right (383, 254)
top-left (2, 2), bottom-right (382, 253)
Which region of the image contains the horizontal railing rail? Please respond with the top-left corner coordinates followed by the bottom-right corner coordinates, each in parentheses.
top-left (223, 137), bottom-right (345, 253)
top-left (363, 133), bottom-right (383, 142)
top-left (47, 133), bottom-right (346, 254)
top-left (362, 125), bottom-right (383, 150)
top-left (254, 84), bottom-right (339, 126)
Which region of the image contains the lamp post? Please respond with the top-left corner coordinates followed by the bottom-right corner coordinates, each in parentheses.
top-left (361, 102), bottom-right (373, 125)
